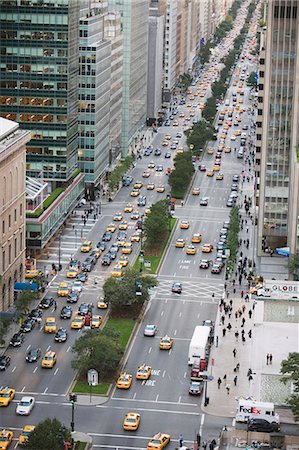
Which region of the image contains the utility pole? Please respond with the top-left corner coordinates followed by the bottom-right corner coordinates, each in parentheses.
top-left (69, 393), bottom-right (77, 431)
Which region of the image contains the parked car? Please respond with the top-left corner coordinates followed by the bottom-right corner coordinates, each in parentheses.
top-left (248, 419), bottom-right (280, 433)
top-left (10, 333), bottom-right (24, 347)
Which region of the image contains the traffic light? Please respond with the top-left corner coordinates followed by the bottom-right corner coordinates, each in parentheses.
top-left (69, 393), bottom-right (77, 404)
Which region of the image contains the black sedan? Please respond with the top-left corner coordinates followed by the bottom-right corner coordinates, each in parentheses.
top-left (77, 272), bottom-right (88, 283)
top-left (54, 328), bottom-right (68, 343)
top-left (28, 308), bottom-right (42, 321)
top-left (101, 254), bottom-right (111, 266)
top-left (248, 419), bottom-right (280, 432)
top-left (200, 197), bottom-right (209, 206)
top-left (26, 348), bottom-right (41, 363)
top-left (10, 333), bottom-right (24, 347)
top-left (78, 303), bottom-right (90, 316)
top-left (172, 282), bottom-right (182, 294)
top-left (20, 318), bottom-right (35, 333)
top-left (0, 355), bottom-right (11, 371)
top-left (67, 291), bottom-right (79, 304)
top-left (39, 296), bottom-right (54, 309)
top-left (102, 231), bottom-right (112, 242)
top-left (97, 241), bottom-right (107, 252)
top-left (60, 306), bottom-right (72, 319)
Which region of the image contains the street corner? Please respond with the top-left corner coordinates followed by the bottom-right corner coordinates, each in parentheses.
top-left (76, 393), bottom-right (111, 407)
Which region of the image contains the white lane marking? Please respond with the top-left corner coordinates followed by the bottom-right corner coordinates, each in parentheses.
top-left (174, 329), bottom-right (177, 336)
top-left (200, 413), bottom-right (205, 437)
top-left (21, 386), bottom-right (25, 392)
top-left (162, 370), bottom-right (166, 378)
top-left (66, 346), bottom-right (71, 353)
top-left (179, 312), bottom-right (182, 317)
top-left (12, 366), bottom-right (16, 373)
top-left (178, 396), bottom-right (182, 403)
top-left (184, 372), bottom-right (187, 379)
top-left (54, 367), bottom-right (59, 375)
top-left (33, 367), bottom-right (38, 374)
top-left (148, 347), bottom-right (152, 354)
top-left (169, 348), bottom-right (172, 356)
top-left (14, 442), bottom-right (18, 449)
top-left (155, 394), bottom-right (159, 402)
top-left (232, 418), bottom-right (236, 427)
top-left (26, 345), bottom-right (31, 351)
top-left (111, 397), bottom-right (198, 407)
top-left (197, 313), bottom-right (200, 319)
top-left (133, 392), bottom-right (136, 400)
top-left (161, 310), bottom-right (164, 317)
top-left (46, 345), bottom-right (51, 351)
top-left (43, 387), bottom-right (48, 394)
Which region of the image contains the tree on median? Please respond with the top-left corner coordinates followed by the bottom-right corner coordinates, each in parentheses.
top-left (280, 352), bottom-right (299, 420)
top-left (168, 152), bottom-right (194, 198)
top-left (27, 418), bottom-right (71, 450)
top-left (144, 200), bottom-right (170, 249)
top-left (185, 121), bottom-right (216, 155)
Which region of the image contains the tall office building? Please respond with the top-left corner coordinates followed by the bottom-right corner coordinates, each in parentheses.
top-left (256, 0), bottom-right (299, 257)
top-left (0, 118), bottom-right (30, 310)
top-left (162, 0), bottom-right (178, 103)
top-left (0, 0), bottom-right (85, 250)
top-left (108, 0), bottom-right (149, 156)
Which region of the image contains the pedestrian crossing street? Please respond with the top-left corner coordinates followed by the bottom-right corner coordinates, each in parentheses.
top-left (48, 273), bottom-right (106, 293)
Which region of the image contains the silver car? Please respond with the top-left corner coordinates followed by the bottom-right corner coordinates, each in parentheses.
top-left (144, 324), bottom-right (157, 337)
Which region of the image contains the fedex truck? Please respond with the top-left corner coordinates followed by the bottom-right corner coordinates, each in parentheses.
top-left (188, 326), bottom-right (211, 366)
top-left (236, 400), bottom-right (280, 424)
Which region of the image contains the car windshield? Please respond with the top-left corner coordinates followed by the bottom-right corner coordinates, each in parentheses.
top-left (19, 400), bottom-right (31, 406)
top-left (126, 418), bottom-right (136, 423)
top-left (44, 355), bottom-right (53, 361)
top-left (0, 436), bottom-right (9, 442)
top-left (1, 393), bottom-right (10, 398)
top-left (22, 431), bottom-right (31, 436)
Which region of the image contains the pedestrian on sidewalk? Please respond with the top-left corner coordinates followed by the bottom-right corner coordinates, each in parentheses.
top-left (210, 439), bottom-right (216, 450)
top-left (233, 348), bottom-right (237, 358)
top-left (233, 287), bottom-right (236, 294)
top-left (234, 311), bottom-right (238, 320)
top-left (217, 377), bottom-right (222, 389)
top-left (222, 328), bottom-right (226, 337)
top-left (269, 353), bottom-right (273, 364)
top-left (248, 309), bottom-right (252, 319)
top-left (221, 315), bottom-right (225, 325)
top-left (248, 330), bottom-right (252, 339)
top-left (242, 304), bottom-right (246, 313)
top-left (202, 442), bottom-right (207, 450)
top-left (212, 292), bottom-right (215, 300)
top-left (179, 434), bottom-right (184, 447)
top-left (223, 374), bottom-right (227, 382)
top-left (234, 376), bottom-right (238, 386)
top-left (232, 279), bottom-right (235, 286)
top-left (235, 330), bottom-right (239, 341)
top-left (242, 336), bottom-right (246, 343)
top-left (241, 290), bottom-right (244, 298)
top-left (241, 317), bottom-right (246, 327)
top-left (236, 363), bottom-right (240, 372)
top-left (266, 353), bottom-right (270, 365)
top-left (227, 322), bottom-right (232, 332)
top-left (225, 383), bottom-right (231, 395)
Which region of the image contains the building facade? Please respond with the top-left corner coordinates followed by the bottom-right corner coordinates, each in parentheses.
top-left (108, 0), bottom-right (149, 156)
top-left (78, 5), bottom-right (111, 192)
top-left (162, 0), bottom-right (178, 103)
top-left (0, 0), bottom-right (85, 250)
top-left (147, 5), bottom-right (165, 122)
top-left (0, 118), bottom-right (30, 311)
top-left (256, 0), bottom-right (299, 258)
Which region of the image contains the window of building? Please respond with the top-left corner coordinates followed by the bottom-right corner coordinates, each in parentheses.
top-left (14, 238), bottom-right (17, 258)
top-left (260, 58), bottom-right (265, 65)
top-left (2, 251), bottom-right (5, 271)
top-left (257, 134), bottom-right (262, 140)
top-left (259, 71), bottom-right (264, 78)
top-left (20, 203), bottom-right (23, 217)
top-left (258, 109), bottom-right (263, 115)
top-left (2, 220), bottom-right (4, 235)
top-left (14, 208), bottom-right (17, 222)
top-left (8, 214), bottom-right (11, 228)
top-left (8, 245), bottom-right (11, 265)
top-left (20, 232), bottom-right (23, 252)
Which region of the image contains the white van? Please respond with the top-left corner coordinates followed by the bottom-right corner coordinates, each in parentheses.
top-left (224, 99), bottom-right (230, 106)
top-left (236, 400), bottom-right (280, 424)
top-left (237, 149), bottom-right (244, 159)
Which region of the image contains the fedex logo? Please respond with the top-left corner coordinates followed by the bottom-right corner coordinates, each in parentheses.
top-left (240, 406), bottom-right (261, 414)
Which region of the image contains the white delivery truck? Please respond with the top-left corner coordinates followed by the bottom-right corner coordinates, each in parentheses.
top-left (236, 399), bottom-right (280, 424)
top-left (188, 325), bottom-right (211, 366)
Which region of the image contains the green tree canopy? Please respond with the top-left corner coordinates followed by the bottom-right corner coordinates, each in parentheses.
top-left (103, 268), bottom-right (157, 316)
top-left (281, 352), bottom-right (299, 420)
top-left (168, 152), bottom-right (194, 198)
top-left (27, 418), bottom-right (71, 450)
top-left (144, 200), bottom-right (170, 249)
top-left (108, 155), bottom-right (134, 191)
top-left (72, 327), bottom-right (123, 378)
top-left (227, 204), bottom-right (240, 269)
top-left (185, 121), bottom-right (216, 155)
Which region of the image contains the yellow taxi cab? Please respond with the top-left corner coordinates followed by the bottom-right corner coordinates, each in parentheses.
top-left (66, 267), bottom-right (78, 278)
top-left (216, 173), bottom-right (224, 180)
top-left (116, 372), bottom-right (133, 389)
top-left (219, 133), bottom-right (226, 140)
top-left (164, 134), bottom-right (172, 140)
top-left (136, 364), bottom-right (151, 380)
top-left (91, 315), bottom-right (102, 329)
top-left (130, 189), bottom-right (140, 197)
top-left (25, 269), bottom-right (42, 279)
top-left (144, 207), bottom-right (151, 215)
top-left (186, 103), bottom-right (192, 108)
top-left (118, 256), bottom-right (129, 267)
top-left (175, 239), bottom-right (185, 248)
top-left (124, 204), bottom-right (133, 213)
top-left (159, 336), bottom-right (173, 350)
top-left (122, 242), bottom-right (133, 255)
top-left (192, 187), bottom-right (200, 195)
top-left (119, 221), bottom-right (128, 230)
top-left (57, 281), bottom-right (69, 297)
top-left (97, 297), bottom-right (108, 309)
top-left (81, 240), bottom-right (92, 252)
top-left (180, 220), bottom-right (189, 229)
top-left (117, 236), bottom-right (126, 247)
top-left (201, 243), bottom-right (213, 253)
top-left (176, 148), bottom-right (184, 154)
top-left (44, 317), bottom-right (57, 334)
top-left (18, 425), bottom-right (35, 446)
top-left (190, 111), bottom-right (195, 117)
top-left (162, 140), bottom-right (169, 146)
top-left (212, 166), bottom-right (220, 172)
top-left (179, 112), bottom-right (185, 118)
top-left (207, 148), bottom-right (214, 155)
top-left (186, 245), bottom-right (196, 255)
top-left (133, 180), bottom-right (143, 189)
top-left (71, 315), bottom-right (85, 329)
top-left (106, 223), bottom-right (116, 233)
top-left (0, 429), bottom-right (13, 449)
top-left (223, 124), bottom-right (229, 131)
top-left (207, 171), bottom-right (214, 177)
top-left (0, 387), bottom-right (15, 407)
top-left (113, 212), bottom-right (123, 221)
top-left (191, 233), bottom-right (202, 243)
top-left (41, 351), bottom-right (57, 369)
top-left (111, 264), bottom-right (124, 278)
top-left (234, 130), bottom-right (241, 136)
top-left (123, 412), bottom-right (140, 431)
top-left (131, 232), bottom-right (141, 243)
top-left (156, 185), bottom-right (165, 193)
top-left (147, 183), bottom-right (155, 190)
top-left (239, 98), bottom-right (244, 103)
top-left (218, 143), bottom-right (225, 150)
top-left (148, 161), bottom-right (155, 169)
top-left (143, 170), bottom-right (151, 178)
top-left (147, 432), bottom-right (171, 450)
top-left (224, 147), bottom-right (231, 153)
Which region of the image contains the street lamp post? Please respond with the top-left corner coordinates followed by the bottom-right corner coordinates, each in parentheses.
top-left (58, 232), bottom-right (62, 271)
